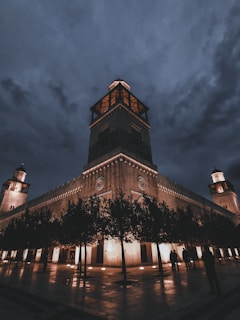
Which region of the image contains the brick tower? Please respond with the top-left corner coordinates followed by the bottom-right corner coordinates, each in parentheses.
top-left (82, 80), bottom-right (159, 201)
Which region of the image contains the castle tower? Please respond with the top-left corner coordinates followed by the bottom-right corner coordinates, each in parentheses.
top-left (208, 167), bottom-right (240, 214)
top-left (0, 164), bottom-right (30, 214)
top-left (82, 80), bottom-right (159, 201)
top-left (87, 80), bottom-right (154, 166)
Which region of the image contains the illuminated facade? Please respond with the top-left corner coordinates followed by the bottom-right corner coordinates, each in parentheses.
top-left (0, 80), bottom-right (239, 266)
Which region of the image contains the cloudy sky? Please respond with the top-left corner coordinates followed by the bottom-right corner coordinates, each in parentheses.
top-left (0, 0), bottom-right (240, 202)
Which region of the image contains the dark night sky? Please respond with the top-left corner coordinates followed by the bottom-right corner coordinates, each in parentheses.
top-left (0, 1), bottom-right (240, 202)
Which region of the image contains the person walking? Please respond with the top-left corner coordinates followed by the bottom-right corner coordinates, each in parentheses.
top-left (202, 245), bottom-right (221, 294)
top-left (172, 250), bottom-right (179, 271)
top-left (170, 250), bottom-right (176, 271)
top-left (182, 248), bottom-right (191, 270)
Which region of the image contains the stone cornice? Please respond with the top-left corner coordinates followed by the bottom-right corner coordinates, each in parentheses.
top-left (29, 185), bottom-right (83, 212)
top-left (83, 153), bottom-right (158, 177)
top-left (157, 183), bottom-right (234, 218)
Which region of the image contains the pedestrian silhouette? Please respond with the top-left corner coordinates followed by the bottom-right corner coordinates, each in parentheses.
top-left (170, 250), bottom-right (179, 271)
top-left (202, 245), bottom-right (221, 295)
top-left (170, 250), bottom-right (175, 271)
top-left (70, 251), bottom-right (75, 265)
top-left (182, 248), bottom-right (191, 270)
top-left (189, 247), bottom-right (197, 270)
top-left (173, 250), bottom-right (180, 271)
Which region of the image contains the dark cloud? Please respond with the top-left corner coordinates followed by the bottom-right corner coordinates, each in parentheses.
top-left (148, 1), bottom-right (240, 198)
top-left (228, 160), bottom-right (240, 183)
top-left (1, 78), bottom-right (29, 106)
top-left (0, 0), bottom-right (239, 202)
top-left (49, 83), bottom-right (78, 112)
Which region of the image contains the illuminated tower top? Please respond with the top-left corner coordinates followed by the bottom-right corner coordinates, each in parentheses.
top-left (13, 163), bottom-right (27, 182)
top-left (0, 164), bottom-right (30, 213)
top-left (209, 167), bottom-right (235, 194)
top-left (86, 80), bottom-right (156, 170)
top-left (211, 167), bottom-right (226, 184)
top-left (90, 79), bottom-right (149, 123)
top-left (209, 167), bottom-right (239, 215)
top-left (108, 79), bottom-right (130, 91)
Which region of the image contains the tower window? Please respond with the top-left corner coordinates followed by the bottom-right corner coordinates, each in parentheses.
top-left (217, 185), bottom-right (224, 193)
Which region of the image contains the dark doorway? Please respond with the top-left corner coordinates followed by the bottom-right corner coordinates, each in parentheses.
top-left (26, 249), bottom-right (35, 262)
top-left (59, 248), bottom-right (67, 263)
top-left (141, 243), bottom-right (148, 263)
top-left (96, 240), bottom-right (103, 264)
top-left (70, 250), bottom-right (75, 264)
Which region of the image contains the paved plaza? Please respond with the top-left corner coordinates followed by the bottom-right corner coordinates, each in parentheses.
top-left (0, 259), bottom-right (240, 319)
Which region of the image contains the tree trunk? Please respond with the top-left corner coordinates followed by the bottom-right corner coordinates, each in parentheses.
top-left (78, 245), bottom-right (82, 274)
top-left (120, 238), bottom-right (127, 282)
top-left (83, 242), bottom-right (87, 279)
top-left (42, 247), bottom-right (48, 273)
top-left (156, 241), bottom-right (163, 276)
top-left (189, 242), bottom-right (196, 269)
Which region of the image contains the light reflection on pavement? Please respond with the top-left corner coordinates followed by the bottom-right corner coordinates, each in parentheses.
top-left (0, 260), bottom-right (240, 319)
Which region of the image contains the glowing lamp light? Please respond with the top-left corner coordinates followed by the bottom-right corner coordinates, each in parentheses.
top-left (88, 266), bottom-right (93, 270)
top-left (139, 266), bottom-right (144, 270)
top-left (101, 267), bottom-right (106, 271)
top-left (152, 265), bottom-right (157, 269)
top-left (66, 264), bottom-right (70, 267)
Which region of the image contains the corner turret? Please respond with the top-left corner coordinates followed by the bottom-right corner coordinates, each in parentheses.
top-left (208, 167), bottom-right (239, 215)
top-left (0, 164), bottom-right (30, 214)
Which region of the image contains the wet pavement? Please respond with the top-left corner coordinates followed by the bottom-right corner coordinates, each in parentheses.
top-left (0, 259), bottom-right (240, 319)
